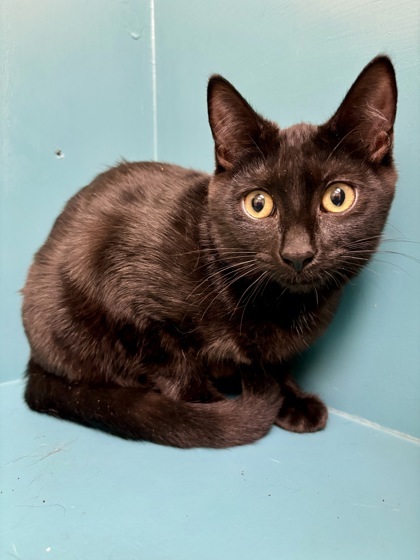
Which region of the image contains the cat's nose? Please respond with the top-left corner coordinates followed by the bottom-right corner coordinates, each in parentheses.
top-left (281, 250), bottom-right (315, 273)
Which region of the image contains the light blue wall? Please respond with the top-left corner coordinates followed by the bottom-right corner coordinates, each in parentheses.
top-left (1, 1), bottom-right (419, 437)
top-left (154, 0), bottom-right (420, 438)
top-left (0, 0), bottom-right (154, 381)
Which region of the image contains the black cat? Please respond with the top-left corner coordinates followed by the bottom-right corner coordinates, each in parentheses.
top-left (22, 56), bottom-right (397, 448)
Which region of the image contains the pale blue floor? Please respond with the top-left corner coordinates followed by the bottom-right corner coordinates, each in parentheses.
top-left (1, 380), bottom-right (419, 560)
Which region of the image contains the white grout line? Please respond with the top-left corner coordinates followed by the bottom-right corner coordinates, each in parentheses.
top-left (0, 0), bottom-right (11, 197)
top-left (150, 0), bottom-right (158, 161)
top-left (328, 407), bottom-right (420, 444)
top-left (0, 379), bottom-right (23, 388)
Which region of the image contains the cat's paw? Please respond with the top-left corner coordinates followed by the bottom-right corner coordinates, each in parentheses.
top-left (274, 393), bottom-right (328, 433)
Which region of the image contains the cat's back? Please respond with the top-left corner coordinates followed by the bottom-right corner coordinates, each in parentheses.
top-left (31, 161), bottom-right (208, 259)
top-left (49, 161), bottom-right (207, 236)
top-left (23, 161), bottom-right (210, 313)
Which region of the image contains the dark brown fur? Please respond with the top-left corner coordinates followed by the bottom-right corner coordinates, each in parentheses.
top-left (22, 56), bottom-right (397, 447)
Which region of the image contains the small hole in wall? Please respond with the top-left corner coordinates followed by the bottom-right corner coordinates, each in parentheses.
top-left (55, 149), bottom-right (64, 159)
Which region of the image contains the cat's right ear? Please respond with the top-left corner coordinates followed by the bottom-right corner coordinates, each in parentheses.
top-left (207, 76), bottom-right (278, 173)
top-left (326, 56), bottom-right (397, 163)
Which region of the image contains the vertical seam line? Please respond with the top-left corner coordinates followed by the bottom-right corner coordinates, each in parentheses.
top-left (150, 0), bottom-right (158, 161)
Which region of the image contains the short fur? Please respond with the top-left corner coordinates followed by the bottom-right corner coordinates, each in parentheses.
top-left (22, 56), bottom-right (398, 448)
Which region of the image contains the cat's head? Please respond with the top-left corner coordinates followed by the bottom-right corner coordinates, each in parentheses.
top-left (206, 56), bottom-right (397, 293)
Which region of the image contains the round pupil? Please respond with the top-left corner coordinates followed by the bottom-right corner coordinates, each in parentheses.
top-left (252, 194), bottom-right (265, 212)
top-left (330, 188), bottom-right (345, 207)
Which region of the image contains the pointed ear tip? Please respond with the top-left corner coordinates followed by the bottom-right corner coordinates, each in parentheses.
top-left (208, 75), bottom-right (226, 98)
top-left (369, 54), bottom-right (396, 78)
top-left (207, 75), bottom-right (239, 106)
top-left (208, 74), bottom-right (229, 89)
top-left (372, 53), bottom-right (393, 64)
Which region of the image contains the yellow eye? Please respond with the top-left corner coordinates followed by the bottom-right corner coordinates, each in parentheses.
top-left (243, 190), bottom-right (274, 219)
top-left (322, 183), bottom-right (356, 213)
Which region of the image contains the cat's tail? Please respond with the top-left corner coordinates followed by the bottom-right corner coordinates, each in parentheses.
top-left (24, 360), bottom-right (283, 448)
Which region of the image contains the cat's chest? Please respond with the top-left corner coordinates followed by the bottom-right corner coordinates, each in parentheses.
top-left (199, 296), bottom-right (336, 367)
top-left (200, 308), bottom-right (320, 365)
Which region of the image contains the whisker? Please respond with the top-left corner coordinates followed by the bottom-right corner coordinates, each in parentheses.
top-left (249, 270), bottom-right (273, 307)
top-left (232, 270), bottom-right (267, 318)
top-left (190, 252), bottom-right (259, 275)
top-left (381, 238), bottom-right (420, 245)
top-left (198, 263), bottom-right (259, 319)
top-left (239, 272), bottom-right (270, 333)
top-left (178, 247), bottom-right (257, 256)
top-left (339, 254), bottom-right (411, 276)
top-left (351, 249), bottom-right (420, 265)
top-left (378, 251), bottom-right (420, 265)
top-left (187, 259), bottom-right (257, 300)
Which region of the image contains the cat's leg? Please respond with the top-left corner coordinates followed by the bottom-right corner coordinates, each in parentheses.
top-left (275, 376), bottom-right (328, 433)
top-left (155, 359), bottom-right (224, 403)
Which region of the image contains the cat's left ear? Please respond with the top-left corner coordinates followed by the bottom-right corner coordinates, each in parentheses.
top-left (207, 75), bottom-right (279, 173)
top-left (327, 56), bottom-right (397, 163)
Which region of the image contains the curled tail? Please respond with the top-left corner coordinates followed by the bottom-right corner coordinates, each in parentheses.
top-left (24, 360), bottom-right (282, 448)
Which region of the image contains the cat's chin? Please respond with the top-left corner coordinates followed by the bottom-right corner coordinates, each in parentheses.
top-left (281, 281), bottom-right (320, 295)
top-left (279, 273), bottom-right (348, 295)
top-left (275, 274), bottom-right (329, 295)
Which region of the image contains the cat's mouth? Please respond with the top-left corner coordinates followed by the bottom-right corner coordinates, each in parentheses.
top-left (275, 265), bottom-right (353, 294)
top-left (280, 274), bottom-right (321, 293)
top-left (271, 266), bottom-right (328, 293)
top-left (257, 254), bottom-right (323, 293)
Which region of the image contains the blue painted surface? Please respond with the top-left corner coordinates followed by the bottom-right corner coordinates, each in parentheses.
top-left (154, 0), bottom-right (420, 437)
top-left (1, 381), bottom-right (419, 559)
top-left (0, 0), bottom-right (154, 383)
top-left (1, 1), bottom-right (419, 435)
top-left (1, 3), bottom-right (420, 556)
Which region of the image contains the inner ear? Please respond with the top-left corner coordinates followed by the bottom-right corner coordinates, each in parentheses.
top-left (207, 76), bottom-right (279, 173)
top-left (327, 56), bottom-right (397, 163)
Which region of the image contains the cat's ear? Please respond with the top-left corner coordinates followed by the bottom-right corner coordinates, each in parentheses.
top-left (327, 56), bottom-right (397, 163)
top-left (207, 75), bottom-right (278, 173)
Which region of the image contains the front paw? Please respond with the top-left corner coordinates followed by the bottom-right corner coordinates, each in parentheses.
top-left (275, 393), bottom-right (328, 433)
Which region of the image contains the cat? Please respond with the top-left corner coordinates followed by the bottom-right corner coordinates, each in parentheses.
top-left (22, 56), bottom-right (397, 448)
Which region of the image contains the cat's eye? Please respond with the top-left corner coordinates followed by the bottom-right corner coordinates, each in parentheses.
top-left (321, 183), bottom-right (356, 213)
top-left (243, 190), bottom-right (274, 219)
